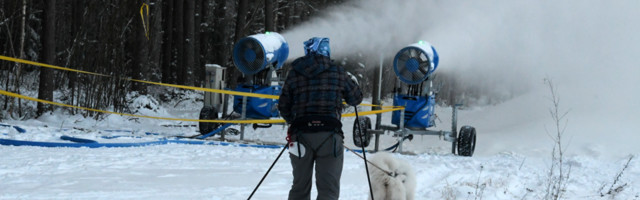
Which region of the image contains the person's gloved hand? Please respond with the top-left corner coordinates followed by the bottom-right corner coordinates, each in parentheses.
top-left (286, 126), bottom-right (292, 143)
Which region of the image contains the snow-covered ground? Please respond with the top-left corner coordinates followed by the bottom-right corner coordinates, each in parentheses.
top-left (2, 0), bottom-right (640, 199)
top-left (1, 83), bottom-right (638, 199)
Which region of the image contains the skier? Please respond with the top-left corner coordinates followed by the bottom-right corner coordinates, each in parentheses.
top-left (278, 37), bottom-right (363, 200)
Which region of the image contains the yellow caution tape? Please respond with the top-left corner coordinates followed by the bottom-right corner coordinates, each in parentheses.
top-left (0, 55), bottom-right (401, 105)
top-left (0, 54), bottom-right (405, 123)
top-left (0, 55), bottom-right (108, 77)
top-left (132, 79), bottom-right (280, 99)
top-left (357, 103), bottom-right (398, 109)
top-left (342, 107), bottom-right (404, 117)
top-left (140, 3), bottom-right (150, 40)
top-left (0, 89), bottom-right (403, 124)
top-left (0, 55), bottom-right (279, 99)
top-left (0, 89), bottom-right (283, 124)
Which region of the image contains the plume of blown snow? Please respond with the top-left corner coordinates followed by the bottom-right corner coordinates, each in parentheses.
top-left (283, 0), bottom-right (640, 107)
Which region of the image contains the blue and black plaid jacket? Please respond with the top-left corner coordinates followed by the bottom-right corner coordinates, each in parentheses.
top-left (278, 54), bottom-right (363, 123)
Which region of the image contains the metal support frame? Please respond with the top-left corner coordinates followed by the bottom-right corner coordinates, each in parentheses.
top-left (359, 52), bottom-right (467, 154)
top-left (370, 105), bottom-right (459, 153)
top-left (237, 63), bottom-right (281, 142)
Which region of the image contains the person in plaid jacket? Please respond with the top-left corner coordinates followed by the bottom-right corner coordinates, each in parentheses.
top-left (278, 37), bottom-right (363, 200)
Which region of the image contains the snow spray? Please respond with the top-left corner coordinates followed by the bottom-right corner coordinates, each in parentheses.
top-left (282, 0), bottom-right (640, 105)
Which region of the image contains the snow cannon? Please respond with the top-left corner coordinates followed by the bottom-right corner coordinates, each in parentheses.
top-left (231, 32), bottom-right (288, 120)
top-left (393, 41), bottom-right (439, 85)
top-left (391, 41), bottom-right (440, 128)
top-left (232, 32), bottom-right (289, 75)
top-left (353, 41), bottom-right (476, 157)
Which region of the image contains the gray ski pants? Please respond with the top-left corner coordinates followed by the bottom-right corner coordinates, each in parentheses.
top-left (288, 131), bottom-right (344, 200)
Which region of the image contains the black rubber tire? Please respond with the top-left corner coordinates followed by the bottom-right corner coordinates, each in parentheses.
top-left (457, 126), bottom-right (476, 157)
top-left (199, 106), bottom-right (220, 135)
top-left (353, 116), bottom-right (372, 147)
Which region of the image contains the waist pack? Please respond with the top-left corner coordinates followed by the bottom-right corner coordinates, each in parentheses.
top-left (291, 115), bottom-right (342, 133)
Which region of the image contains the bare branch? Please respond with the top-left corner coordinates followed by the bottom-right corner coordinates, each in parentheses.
top-left (601, 155), bottom-right (635, 197)
top-left (543, 77), bottom-right (571, 200)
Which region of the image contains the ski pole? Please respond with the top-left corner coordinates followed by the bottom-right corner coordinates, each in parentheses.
top-left (247, 144), bottom-right (287, 200)
top-left (354, 106), bottom-right (375, 200)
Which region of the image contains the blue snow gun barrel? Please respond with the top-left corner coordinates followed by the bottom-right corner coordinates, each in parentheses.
top-left (393, 41), bottom-right (439, 85)
top-left (232, 32), bottom-right (289, 75)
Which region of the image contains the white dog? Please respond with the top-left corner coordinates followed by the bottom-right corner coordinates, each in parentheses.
top-left (367, 152), bottom-right (416, 200)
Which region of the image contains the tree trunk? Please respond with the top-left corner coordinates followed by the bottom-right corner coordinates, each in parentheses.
top-left (149, 0), bottom-right (163, 82)
top-left (131, 0), bottom-right (150, 94)
top-left (161, 0), bottom-right (174, 83)
top-left (11, 0), bottom-right (27, 118)
top-left (284, 1), bottom-right (292, 29)
top-left (37, 0), bottom-right (55, 116)
top-left (294, 1), bottom-right (304, 25)
top-left (275, 0), bottom-right (287, 31)
top-left (68, 0), bottom-right (84, 114)
top-left (234, 0), bottom-right (248, 40)
top-left (184, 0), bottom-right (195, 86)
top-left (199, 0), bottom-right (212, 82)
top-left (193, 0), bottom-right (204, 86)
top-left (174, 0), bottom-right (185, 85)
top-left (212, 0), bottom-right (229, 83)
top-left (212, 0), bottom-right (227, 67)
top-left (265, 0), bottom-right (274, 32)
top-left (229, 0), bottom-right (248, 89)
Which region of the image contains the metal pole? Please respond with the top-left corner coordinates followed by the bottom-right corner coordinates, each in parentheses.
top-left (374, 132), bottom-right (380, 152)
top-left (399, 105), bottom-right (405, 153)
top-left (374, 54), bottom-right (383, 130)
top-left (222, 94), bottom-right (228, 118)
top-left (451, 104), bottom-right (459, 155)
top-left (241, 95), bottom-right (247, 141)
top-left (354, 106), bottom-right (375, 200)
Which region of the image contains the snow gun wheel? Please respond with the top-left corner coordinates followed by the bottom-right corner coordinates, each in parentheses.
top-left (199, 106), bottom-right (221, 135)
top-left (353, 116), bottom-right (372, 147)
top-left (457, 126), bottom-right (476, 156)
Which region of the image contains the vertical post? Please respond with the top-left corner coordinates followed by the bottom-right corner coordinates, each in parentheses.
top-left (372, 54), bottom-right (383, 129)
top-left (241, 95), bottom-right (248, 140)
top-left (398, 106), bottom-right (405, 152)
top-left (222, 94), bottom-right (229, 117)
top-left (374, 132), bottom-right (380, 152)
top-left (451, 104), bottom-right (459, 154)
top-left (370, 54), bottom-right (384, 152)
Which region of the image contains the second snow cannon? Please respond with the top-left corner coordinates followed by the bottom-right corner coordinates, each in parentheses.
top-left (393, 41), bottom-right (475, 156)
top-left (391, 41), bottom-right (439, 128)
top-left (233, 32), bottom-right (289, 75)
top-left (353, 41), bottom-right (477, 157)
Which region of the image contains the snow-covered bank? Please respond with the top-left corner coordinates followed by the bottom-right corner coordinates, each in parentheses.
top-left (0, 144), bottom-right (637, 199)
top-left (1, 87), bottom-right (639, 199)
top-left (2, 64), bottom-right (639, 199)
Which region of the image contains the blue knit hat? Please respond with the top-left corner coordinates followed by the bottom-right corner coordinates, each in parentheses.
top-left (303, 37), bottom-right (330, 57)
